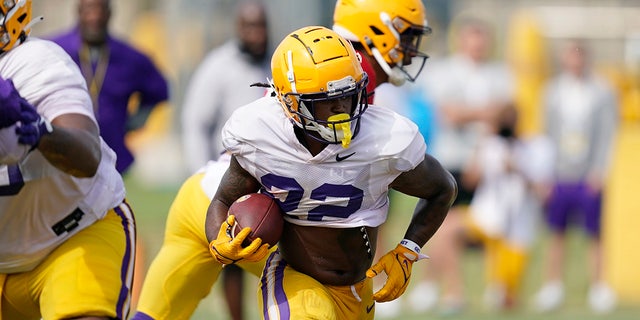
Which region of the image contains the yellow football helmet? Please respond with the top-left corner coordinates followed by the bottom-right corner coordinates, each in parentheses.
top-left (333, 0), bottom-right (431, 85)
top-left (0, 0), bottom-right (37, 53)
top-left (271, 26), bottom-right (368, 148)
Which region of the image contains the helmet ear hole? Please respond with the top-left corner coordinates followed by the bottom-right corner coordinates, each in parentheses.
top-left (369, 26), bottom-right (384, 35)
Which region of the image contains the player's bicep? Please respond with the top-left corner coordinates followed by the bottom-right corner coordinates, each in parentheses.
top-left (214, 155), bottom-right (261, 207)
top-left (38, 113), bottom-right (101, 177)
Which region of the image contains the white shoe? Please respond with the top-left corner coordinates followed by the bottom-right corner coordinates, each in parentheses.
top-left (438, 296), bottom-right (466, 317)
top-left (588, 282), bottom-right (617, 314)
top-left (533, 281), bottom-right (564, 313)
top-left (483, 284), bottom-right (506, 311)
top-left (407, 282), bottom-right (439, 313)
top-left (375, 298), bottom-right (402, 318)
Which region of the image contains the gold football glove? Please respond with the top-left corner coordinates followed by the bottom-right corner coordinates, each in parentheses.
top-left (366, 240), bottom-right (428, 302)
top-left (209, 215), bottom-right (269, 265)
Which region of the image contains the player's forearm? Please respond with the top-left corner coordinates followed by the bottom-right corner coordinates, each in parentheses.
top-left (403, 180), bottom-right (457, 247)
top-left (205, 199), bottom-right (231, 242)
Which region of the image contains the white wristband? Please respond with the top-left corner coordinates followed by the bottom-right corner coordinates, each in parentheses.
top-left (400, 239), bottom-right (429, 260)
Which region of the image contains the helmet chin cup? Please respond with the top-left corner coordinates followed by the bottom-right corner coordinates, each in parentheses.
top-left (371, 47), bottom-right (406, 86)
top-left (388, 68), bottom-right (407, 86)
top-left (327, 113), bottom-right (352, 148)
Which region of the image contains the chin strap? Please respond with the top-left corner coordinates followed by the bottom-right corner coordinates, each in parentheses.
top-left (370, 46), bottom-right (406, 87)
top-left (24, 16), bottom-right (44, 33)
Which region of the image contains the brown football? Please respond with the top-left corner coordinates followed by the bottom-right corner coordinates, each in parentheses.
top-left (228, 193), bottom-right (284, 247)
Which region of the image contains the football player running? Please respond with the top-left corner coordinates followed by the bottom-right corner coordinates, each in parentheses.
top-left (0, 1), bottom-right (135, 319)
top-left (206, 26), bottom-right (456, 319)
top-left (130, 152), bottom-right (275, 320)
top-left (134, 1), bottom-right (436, 319)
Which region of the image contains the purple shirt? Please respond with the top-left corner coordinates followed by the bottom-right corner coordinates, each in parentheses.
top-left (50, 27), bottom-right (169, 173)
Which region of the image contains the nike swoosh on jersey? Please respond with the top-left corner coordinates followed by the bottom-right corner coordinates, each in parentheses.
top-left (335, 152), bottom-right (356, 162)
top-left (366, 302), bottom-right (375, 313)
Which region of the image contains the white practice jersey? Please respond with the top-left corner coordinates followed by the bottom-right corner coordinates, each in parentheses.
top-left (222, 97), bottom-right (426, 228)
top-left (0, 38), bottom-right (125, 273)
top-left (199, 152), bottom-right (232, 200)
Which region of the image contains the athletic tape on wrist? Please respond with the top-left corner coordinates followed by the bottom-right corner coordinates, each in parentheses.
top-left (400, 239), bottom-right (429, 260)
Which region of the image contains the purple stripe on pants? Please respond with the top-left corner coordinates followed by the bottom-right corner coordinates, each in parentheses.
top-left (274, 257), bottom-right (290, 319)
top-left (262, 251), bottom-right (291, 319)
top-left (114, 201), bottom-right (136, 319)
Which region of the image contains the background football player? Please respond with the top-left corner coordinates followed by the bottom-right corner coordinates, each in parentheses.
top-left (332, 0), bottom-right (432, 100)
top-left (131, 151), bottom-right (275, 320)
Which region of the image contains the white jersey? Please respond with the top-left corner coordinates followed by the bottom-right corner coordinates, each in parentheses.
top-left (0, 38), bottom-right (125, 273)
top-left (198, 152), bottom-right (232, 200)
top-left (222, 97), bottom-right (426, 228)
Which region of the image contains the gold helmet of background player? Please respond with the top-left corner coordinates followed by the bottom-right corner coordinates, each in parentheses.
top-left (333, 0), bottom-right (431, 85)
top-left (0, 0), bottom-right (39, 53)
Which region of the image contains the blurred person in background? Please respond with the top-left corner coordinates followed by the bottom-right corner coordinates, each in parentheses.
top-left (0, 1), bottom-right (136, 319)
top-left (464, 104), bottom-right (553, 311)
top-left (180, 1), bottom-right (270, 319)
top-left (181, 0), bottom-right (270, 173)
top-left (49, 0), bottom-right (169, 311)
top-left (50, 0), bottom-right (169, 175)
top-left (532, 39), bottom-right (618, 314)
top-left (407, 15), bottom-right (515, 315)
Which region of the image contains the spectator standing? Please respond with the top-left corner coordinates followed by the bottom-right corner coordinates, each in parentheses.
top-left (50, 0), bottom-right (169, 174)
top-left (533, 39), bottom-right (618, 314)
top-left (181, 0), bottom-right (270, 174)
top-left (180, 1), bottom-right (269, 319)
top-left (407, 15), bottom-right (515, 314)
top-left (50, 0), bottom-right (169, 311)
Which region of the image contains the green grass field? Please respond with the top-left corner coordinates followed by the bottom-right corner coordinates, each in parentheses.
top-left (125, 175), bottom-right (640, 320)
